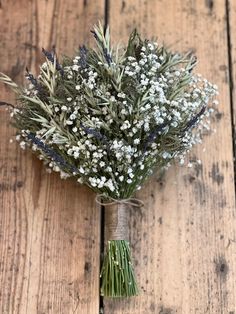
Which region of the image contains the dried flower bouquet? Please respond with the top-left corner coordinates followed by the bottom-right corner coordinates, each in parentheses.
top-left (0, 22), bottom-right (218, 298)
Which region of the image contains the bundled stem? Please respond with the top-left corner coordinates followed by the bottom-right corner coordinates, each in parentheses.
top-left (100, 202), bottom-right (138, 297)
top-left (100, 240), bottom-right (138, 297)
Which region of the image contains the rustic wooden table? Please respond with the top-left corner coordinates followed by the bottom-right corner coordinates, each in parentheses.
top-left (0, 1), bottom-right (236, 313)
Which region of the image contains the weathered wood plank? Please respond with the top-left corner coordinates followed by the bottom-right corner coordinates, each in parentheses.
top-left (0, 1), bottom-right (104, 313)
top-left (105, 1), bottom-right (236, 313)
top-left (229, 2), bottom-right (236, 158)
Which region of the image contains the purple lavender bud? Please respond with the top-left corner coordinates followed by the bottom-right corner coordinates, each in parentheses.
top-left (42, 48), bottom-right (54, 63)
top-left (143, 123), bottom-right (167, 152)
top-left (80, 123), bottom-right (109, 145)
top-left (90, 30), bottom-right (112, 66)
top-left (184, 106), bottom-right (206, 132)
top-left (42, 48), bottom-right (64, 76)
top-left (90, 30), bottom-right (99, 41)
top-left (80, 124), bottom-right (111, 154)
top-left (25, 68), bottom-right (44, 93)
top-left (27, 133), bottom-right (78, 174)
top-left (79, 45), bottom-right (88, 68)
top-left (103, 48), bottom-right (112, 65)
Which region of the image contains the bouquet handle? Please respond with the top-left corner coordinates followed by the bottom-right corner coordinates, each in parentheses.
top-left (100, 202), bottom-right (139, 297)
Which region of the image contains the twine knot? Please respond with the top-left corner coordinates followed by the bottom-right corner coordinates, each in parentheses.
top-left (95, 194), bottom-right (144, 208)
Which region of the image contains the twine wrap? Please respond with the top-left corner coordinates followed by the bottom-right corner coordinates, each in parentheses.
top-left (105, 203), bottom-right (129, 241)
top-left (96, 195), bottom-right (144, 241)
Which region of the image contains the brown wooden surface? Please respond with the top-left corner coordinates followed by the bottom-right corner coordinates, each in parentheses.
top-left (230, 1), bottom-right (236, 161)
top-left (0, 1), bottom-right (103, 313)
top-left (0, 1), bottom-right (236, 314)
top-left (105, 1), bottom-right (236, 313)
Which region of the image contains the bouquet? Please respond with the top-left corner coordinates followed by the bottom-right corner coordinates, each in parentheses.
top-left (0, 22), bottom-right (218, 298)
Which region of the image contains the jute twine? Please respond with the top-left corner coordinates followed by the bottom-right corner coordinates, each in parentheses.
top-left (96, 194), bottom-right (144, 241)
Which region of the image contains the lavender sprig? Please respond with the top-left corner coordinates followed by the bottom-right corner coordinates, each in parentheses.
top-left (183, 106), bottom-right (206, 132)
top-left (143, 123), bottom-right (167, 152)
top-left (91, 29), bottom-right (112, 65)
top-left (81, 123), bottom-right (109, 146)
top-left (79, 45), bottom-right (88, 68)
top-left (25, 68), bottom-right (44, 94)
top-left (103, 48), bottom-right (112, 65)
top-left (42, 48), bottom-right (64, 76)
top-left (27, 133), bottom-right (78, 174)
top-left (90, 30), bottom-right (99, 41)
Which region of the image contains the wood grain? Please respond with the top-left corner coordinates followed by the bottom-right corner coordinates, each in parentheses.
top-left (229, 2), bottom-right (236, 159)
top-left (0, 1), bottom-right (104, 313)
top-left (1, 1), bottom-right (236, 313)
top-left (105, 1), bottom-right (236, 313)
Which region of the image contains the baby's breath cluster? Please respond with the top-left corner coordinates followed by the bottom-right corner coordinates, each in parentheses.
top-left (0, 23), bottom-right (218, 200)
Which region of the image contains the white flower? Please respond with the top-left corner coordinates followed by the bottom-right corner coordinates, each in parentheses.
top-left (79, 167), bottom-right (85, 174)
top-left (20, 141), bottom-right (26, 150)
top-left (147, 43), bottom-right (154, 50)
top-left (72, 65), bottom-right (79, 71)
top-left (77, 177), bottom-right (84, 184)
top-left (117, 92), bottom-right (126, 98)
top-left (106, 166), bottom-right (112, 172)
top-left (100, 161), bottom-right (105, 167)
top-left (120, 120), bottom-right (131, 130)
top-left (74, 151), bottom-right (80, 159)
top-left (41, 62), bottom-right (48, 70)
top-left (61, 105), bottom-right (67, 111)
top-left (105, 179), bottom-right (115, 191)
top-left (89, 177), bottom-right (97, 187)
top-left (119, 176), bottom-right (124, 182)
top-left (179, 159), bottom-right (185, 165)
top-left (66, 120), bottom-right (73, 125)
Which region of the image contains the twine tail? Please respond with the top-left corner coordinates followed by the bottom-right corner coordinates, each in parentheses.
top-left (100, 202), bottom-right (138, 297)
